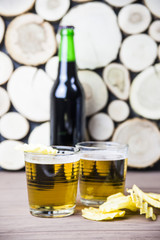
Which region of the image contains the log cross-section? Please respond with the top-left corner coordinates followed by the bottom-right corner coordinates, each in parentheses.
top-left (59, 2), bottom-right (122, 69)
top-left (113, 118), bottom-right (160, 168)
top-left (120, 34), bottom-right (157, 72)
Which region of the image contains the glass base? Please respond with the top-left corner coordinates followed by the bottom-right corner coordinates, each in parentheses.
top-left (80, 198), bottom-right (105, 207)
top-left (30, 206), bottom-right (75, 218)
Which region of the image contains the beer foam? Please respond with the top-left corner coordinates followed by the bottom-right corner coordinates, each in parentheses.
top-left (80, 150), bottom-right (127, 161)
top-left (25, 153), bottom-right (80, 165)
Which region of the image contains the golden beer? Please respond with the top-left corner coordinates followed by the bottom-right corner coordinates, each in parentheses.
top-left (80, 158), bottom-right (127, 205)
top-left (77, 142), bottom-right (128, 206)
top-left (25, 146), bottom-right (79, 217)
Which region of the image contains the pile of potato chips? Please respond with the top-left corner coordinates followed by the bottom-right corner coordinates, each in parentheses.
top-left (17, 143), bottom-right (58, 154)
top-left (82, 185), bottom-right (160, 221)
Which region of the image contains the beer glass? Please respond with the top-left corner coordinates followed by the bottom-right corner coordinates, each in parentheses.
top-left (76, 142), bottom-right (128, 206)
top-left (25, 146), bottom-right (79, 218)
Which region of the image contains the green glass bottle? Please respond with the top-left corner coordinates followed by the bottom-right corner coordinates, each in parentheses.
top-left (50, 26), bottom-right (85, 146)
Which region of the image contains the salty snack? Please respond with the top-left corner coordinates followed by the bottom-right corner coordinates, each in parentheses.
top-left (82, 185), bottom-right (160, 221)
top-left (82, 207), bottom-right (125, 221)
top-left (127, 184), bottom-right (160, 220)
top-left (17, 143), bottom-right (57, 154)
top-left (132, 185), bottom-right (160, 209)
top-left (127, 188), bottom-right (156, 220)
top-left (147, 193), bottom-right (160, 202)
top-left (100, 194), bottom-right (138, 212)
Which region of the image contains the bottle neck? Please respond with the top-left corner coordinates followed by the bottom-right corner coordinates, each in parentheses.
top-left (57, 28), bottom-right (77, 83)
top-left (58, 28), bottom-right (76, 62)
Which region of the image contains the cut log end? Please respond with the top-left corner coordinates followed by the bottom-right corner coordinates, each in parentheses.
top-left (118, 4), bottom-right (151, 35)
top-left (0, 140), bottom-right (25, 170)
top-left (158, 46), bottom-right (160, 60)
top-left (112, 118), bottom-right (160, 168)
top-left (45, 56), bottom-right (59, 80)
top-left (78, 70), bottom-right (108, 117)
top-left (0, 16), bottom-right (5, 44)
top-left (60, 2), bottom-right (121, 69)
top-left (108, 100), bottom-right (130, 122)
top-left (5, 13), bottom-right (57, 66)
top-left (149, 21), bottom-right (160, 43)
top-left (0, 112), bottom-right (30, 140)
top-left (72, 0), bottom-right (93, 2)
top-left (104, 0), bottom-right (136, 8)
top-left (35, 0), bottom-right (70, 22)
top-left (129, 64), bottom-right (160, 120)
top-left (120, 34), bottom-right (157, 72)
top-left (0, 51), bottom-right (14, 85)
top-left (0, 87), bottom-right (11, 117)
top-left (28, 122), bottom-right (50, 146)
top-left (103, 63), bottom-right (130, 100)
top-left (144, 0), bottom-right (160, 18)
top-left (0, 0), bottom-right (35, 17)
top-left (7, 66), bottom-right (52, 122)
top-left (88, 113), bottom-right (114, 141)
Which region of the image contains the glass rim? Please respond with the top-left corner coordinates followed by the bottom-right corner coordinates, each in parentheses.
top-left (24, 146), bottom-right (80, 158)
top-left (76, 141), bottom-right (128, 151)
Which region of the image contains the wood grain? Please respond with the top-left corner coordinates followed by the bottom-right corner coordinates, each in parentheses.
top-left (0, 171), bottom-right (160, 240)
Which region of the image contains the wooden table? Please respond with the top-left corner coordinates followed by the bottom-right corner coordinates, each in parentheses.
top-left (0, 171), bottom-right (160, 240)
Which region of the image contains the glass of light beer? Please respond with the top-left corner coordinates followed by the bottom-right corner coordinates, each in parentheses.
top-left (24, 146), bottom-right (79, 218)
top-left (76, 142), bottom-right (128, 206)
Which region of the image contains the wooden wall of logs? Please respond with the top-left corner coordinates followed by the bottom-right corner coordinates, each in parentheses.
top-left (0, 0), bottom-right (160, 170)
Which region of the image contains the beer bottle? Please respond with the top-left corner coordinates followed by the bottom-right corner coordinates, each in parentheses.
top-left (50, 26), bottom-right (85, 146)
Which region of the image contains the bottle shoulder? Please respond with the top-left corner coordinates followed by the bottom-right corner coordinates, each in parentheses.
top-left (51, 77), bottom-right (84, 99)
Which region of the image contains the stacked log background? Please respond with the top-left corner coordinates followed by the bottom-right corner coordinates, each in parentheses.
top-left (0, 0), bottom-right (160, 170)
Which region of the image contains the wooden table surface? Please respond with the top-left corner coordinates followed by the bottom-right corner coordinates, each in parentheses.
top-left (0, 171), bottom-right (160, 240)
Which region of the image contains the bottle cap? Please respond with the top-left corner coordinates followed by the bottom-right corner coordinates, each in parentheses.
top-left (59, 26), bottom-right (74, 36)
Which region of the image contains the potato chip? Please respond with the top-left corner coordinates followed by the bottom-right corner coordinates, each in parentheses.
top-left (147, 193), bottom-right (160, 202)
top-left (100, 195), bottom-right (138, 213)
top-left (82, 207), bottom-right (125, 221)
top-left (127, 188), bottom-right (156, 220)
top-left (145, 207), bottom-right (156, 220)
top-left (81, 185), bottom-right (159, 221)
top-left (17, 143), bottom-right (57, 154)
top-left (127, 189), bottom-right (142, 208)
top-left (107, 192), bottom-right (125, 201)
top-left (133, 185), bottom-right (160, 209)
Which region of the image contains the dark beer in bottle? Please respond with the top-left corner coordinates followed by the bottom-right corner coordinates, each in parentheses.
top-left (50, 26), bottom-right (85, 146)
